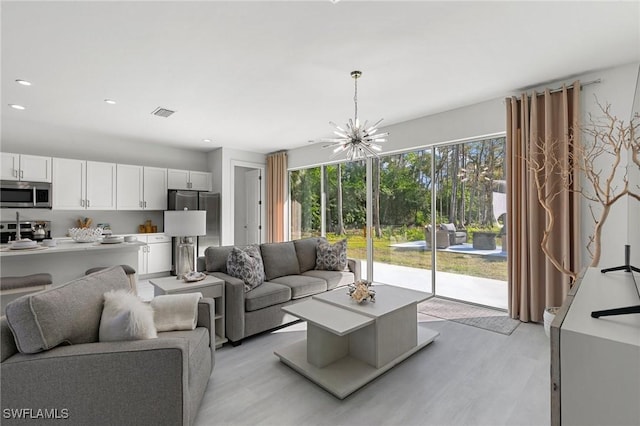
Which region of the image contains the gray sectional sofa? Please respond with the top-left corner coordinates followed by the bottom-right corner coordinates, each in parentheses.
top-left (1, 266), bottom-right (215, 426)
top-left (197, 237), bottom-right (361, 345)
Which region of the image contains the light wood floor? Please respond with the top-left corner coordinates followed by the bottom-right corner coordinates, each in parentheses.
top-left (194, 313), bottom-right (550, 426)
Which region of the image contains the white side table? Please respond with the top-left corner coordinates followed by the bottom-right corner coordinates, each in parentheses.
top-left (150, 275), bottom-right (227, 347)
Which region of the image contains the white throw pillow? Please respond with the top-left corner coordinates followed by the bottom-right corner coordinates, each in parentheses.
top-left (99, 290), bottom-right (157, 342)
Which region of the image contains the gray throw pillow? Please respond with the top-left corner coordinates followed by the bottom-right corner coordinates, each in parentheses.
top-left (227, 245), bottom-right (265, 292)
top-left (315, 239), bottom-right (347, 271)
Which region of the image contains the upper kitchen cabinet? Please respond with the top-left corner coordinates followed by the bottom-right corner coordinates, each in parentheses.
top-left (52, 158), bottom-right (116, 210)
top-left (117, 164), bottom-right (167, 210)
top-left (167, 169), bottom-right (212, 191)
top-left (0, 153), bottom-right (52, 182)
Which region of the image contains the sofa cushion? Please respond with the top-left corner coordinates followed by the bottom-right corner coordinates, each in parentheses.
top-left (293, 237), bottom-right (321, 273)
top-left (244, 281), bottom-right (291, 312)
top-left (204, 245), bottom-right (236, 273)
top-left (226, 245), bottom-right (265, 292)
top-left (260, 242), bottom-right (300, 281)
top-left (315, 239), bottom-right (347, 271)
top-left (5, 266), bottom-right (130, 354)
top-left (270, 275), bottom-right (327, 299)
top-left (99, 290), bottom-right (157, 342)
top-left (302, 270), bottom-right (354, 291)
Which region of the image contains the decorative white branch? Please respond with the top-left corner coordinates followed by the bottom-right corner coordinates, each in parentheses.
top-left (526, 98), bottom-right (639, 285)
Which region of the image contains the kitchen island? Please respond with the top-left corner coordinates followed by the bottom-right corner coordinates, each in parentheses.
top-left (0, 239), bottom-right (145, 285)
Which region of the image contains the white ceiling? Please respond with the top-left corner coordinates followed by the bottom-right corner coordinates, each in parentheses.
top-left (2, 1), bottom-right (639, 154)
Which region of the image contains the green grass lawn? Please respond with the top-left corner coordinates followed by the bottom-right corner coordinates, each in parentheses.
top-left (326, 233), bottom-right (508, 282)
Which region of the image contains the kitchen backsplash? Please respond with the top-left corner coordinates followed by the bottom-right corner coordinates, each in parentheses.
top-left (0, 209), bottom-right (164, 238)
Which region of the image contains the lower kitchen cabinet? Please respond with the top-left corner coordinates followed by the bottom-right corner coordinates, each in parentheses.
top-left (132, 234), bottom-right (172, 275)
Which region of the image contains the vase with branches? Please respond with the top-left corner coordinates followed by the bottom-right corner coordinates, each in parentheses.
top-left (529, 98), bottom-right (640, 284)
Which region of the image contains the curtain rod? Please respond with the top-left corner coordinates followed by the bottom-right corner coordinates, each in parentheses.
top-left (528, 78), bottom-right (601, 96)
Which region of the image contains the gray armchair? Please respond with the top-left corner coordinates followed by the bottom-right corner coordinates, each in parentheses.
top-left (440, 223), bottom-right (467, 245)
top-left (424, 225), bottom-right (450, 249)
top-left (1, 266), bottom-right (215, 426)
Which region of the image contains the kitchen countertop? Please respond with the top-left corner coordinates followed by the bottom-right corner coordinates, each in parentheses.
top-left (0, 239), bottom-right (145, 257)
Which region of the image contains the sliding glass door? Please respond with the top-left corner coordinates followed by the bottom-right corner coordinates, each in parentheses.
top-left (289, 136), bottom-right (508, 309)
top-left (433, 139), bottom-right (508, 308)
top-left (370, 151), bottom-right (433, 292)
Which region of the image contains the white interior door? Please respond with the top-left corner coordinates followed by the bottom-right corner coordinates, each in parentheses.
top-left (245, 169), bottom-right (262, 245)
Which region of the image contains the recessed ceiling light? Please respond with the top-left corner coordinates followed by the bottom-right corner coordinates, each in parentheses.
top-left (104, 99), bottom-right (117, 105)
top-left (15, 79), bottom-right (32, 86)
top-left (203, 139), bottom-right (212, 143)
top-left (9, 104), bottom-right (26, 110)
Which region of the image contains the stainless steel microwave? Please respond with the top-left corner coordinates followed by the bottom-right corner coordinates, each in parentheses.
top-left (0, 180), bottom-right (52, 208)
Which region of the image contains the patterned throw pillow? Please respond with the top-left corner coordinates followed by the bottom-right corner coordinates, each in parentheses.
top-left (315, 239), bottom-right (347, 271)
top-left (226, 245), bottom-right (265, 292)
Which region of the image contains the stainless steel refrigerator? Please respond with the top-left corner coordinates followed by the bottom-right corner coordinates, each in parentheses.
top-left (168, 190), bottom-right (221, 275)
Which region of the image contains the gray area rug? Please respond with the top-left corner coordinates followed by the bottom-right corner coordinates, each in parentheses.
top-left (418, 298), bottom-right (520, 335)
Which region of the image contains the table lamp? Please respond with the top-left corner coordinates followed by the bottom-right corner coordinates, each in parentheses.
top-left (164, 209), bottom-right (207, 280)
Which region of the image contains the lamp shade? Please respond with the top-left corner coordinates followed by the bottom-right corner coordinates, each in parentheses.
top-left (164, 210), bottom-right (207, 237)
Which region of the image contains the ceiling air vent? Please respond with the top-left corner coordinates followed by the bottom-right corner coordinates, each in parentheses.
top-left (151, 107), bottom-right (175, 118)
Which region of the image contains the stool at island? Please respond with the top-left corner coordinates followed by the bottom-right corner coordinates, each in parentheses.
top-left (0, 273), bottom-right (52, 314)
top-left (85, 265), bottom-right (137, 294)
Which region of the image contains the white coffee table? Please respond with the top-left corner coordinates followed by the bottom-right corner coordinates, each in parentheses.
top-left (274, 284), bottom-right (439, 399)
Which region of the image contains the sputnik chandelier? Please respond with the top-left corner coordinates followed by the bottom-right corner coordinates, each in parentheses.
top-left (316, 70), bottom-right (389, 161)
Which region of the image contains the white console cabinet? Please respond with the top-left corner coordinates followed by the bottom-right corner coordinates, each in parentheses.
top-left (167, 169), bottom-right (211, 191)
top-left (1, 153), bottom-right (52, 183)
top-left (52, 158), bottom-right (116, 210)
top-left (117, 165), bottom-right (167, 210)
top-left (551, 267), bottom-right (640, 426)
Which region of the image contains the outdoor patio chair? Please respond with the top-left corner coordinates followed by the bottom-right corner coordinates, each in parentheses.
top-left (440, 223), bottom-right (467, 245)
top-left (424, 225), bottom-right (450, 249)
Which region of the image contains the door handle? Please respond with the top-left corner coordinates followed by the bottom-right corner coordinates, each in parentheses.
top-left (139, 201), bottom-right (143, 208)
top-left (144, 201), bottom-right (147, 208)
top-left (87, 199), bottom-right (90, 208)
top-left (20, 170), bottom-right (24, 179)
top-left (33, 187), bottom-right (37, 206)
top-left (80, 199), bottom-right (84, 207)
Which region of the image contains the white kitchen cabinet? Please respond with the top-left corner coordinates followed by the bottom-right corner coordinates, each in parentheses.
top-left (86, 161), bottom-right (117, 210)
top-left (137, 234), bottom-right (172, 275)
top-left (143, 167), bottom-right (168, 210)
top-left (167, 169), bottom-right (211, 191)
top-left (116, 165), bottom-right (167, 210)
top-left (52, 158), bottom-right (116, 210)
top-left (1, 153), bottom-right (52, 182)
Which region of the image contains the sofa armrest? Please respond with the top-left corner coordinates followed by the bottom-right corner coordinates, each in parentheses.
top-left (1, 338), bottom-right (192, 425)
top-left (348, 258), bottom-right (362, 282)
top-left (206, 272), bottom-right (245, 344)
top-left (197, 298), bottom-right (216, 364)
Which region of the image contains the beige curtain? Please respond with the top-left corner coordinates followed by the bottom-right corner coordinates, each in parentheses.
top-left (266, 151), bottom-right (287, 243)
top-left (506, 82), bottom-right (581, 322)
